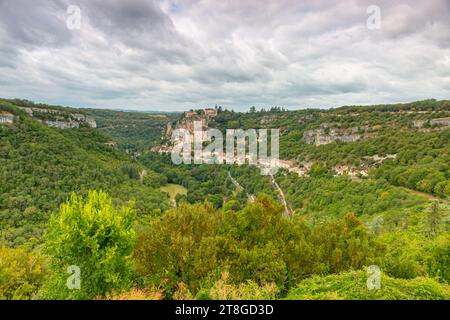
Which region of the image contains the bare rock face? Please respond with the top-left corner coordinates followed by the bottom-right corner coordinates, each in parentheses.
top-left (261, 115), bottom-right (279, 124)
top-left (156, 108), bottom-right (218, 153)
top-left (303, 125), bottom-right (381, 146)
top-left (44, 120), bottom-right (80, 129)
top-left (412, 117), bottom-right (450, 128)
top-left (176, 113), bottom-right (208, 134)
top-left (413, 120), bottom-right (426, 128)
top-left (17, 106), bottom-right (97, 129)
top-left (303, 127), bottom-right (360, 145)
top-left (163, 122), bottom-right (174, 140)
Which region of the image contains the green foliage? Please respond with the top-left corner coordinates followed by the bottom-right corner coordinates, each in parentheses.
top-left (159, 184), bottom-right (188, 206)
top-left (133, 201), bottom-right (223, 296)
top-left (1, 98), bottom-right (449, 300)
top-left (205, 272), bottom-right (279, 300)
top-left (279, 175), bottom-right (427, 219)
top-left (0, 247), bottom-right (47, 300)
top-left (286, 270), bottom-right (450, 300)
top-left (376, 229), bottom-right (450, 283)
top-left (0, 101), bottom-right (170, 246)
top-left (42, 191), bottom-right (136, 299)
top-left (84, 108), bottom-right (179, 152)
top-left (309, 163), bottom-right (330, 178)
top-left (373, 130), bottom-right (450, 197)
top-left (426, 201), bottom-right (445, 234)
top-left (121, 164), bottom-right (140, 179)
top-left (133, 196), bottom-right (380, 297)
top-left (138, 153), bottom-right (277, 208)
top-left (422, 234), bottom-right (450, 283)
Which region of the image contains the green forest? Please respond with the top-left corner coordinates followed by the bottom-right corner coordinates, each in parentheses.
top-left (0, 98), bottom-right (448, 300)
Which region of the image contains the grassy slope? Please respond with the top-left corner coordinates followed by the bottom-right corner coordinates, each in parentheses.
top-left (160, 184), bottom-right (188, 206)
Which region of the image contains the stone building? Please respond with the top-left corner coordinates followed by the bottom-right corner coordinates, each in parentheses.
top-left (16, 106), bottom-right (97, 129)
top-left (204, 108), bottom-right (218, 118)
top-left (0, 112), bottom-right (14, 124)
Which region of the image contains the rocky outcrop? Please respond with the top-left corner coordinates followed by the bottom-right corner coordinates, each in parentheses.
top-left (44, 120), bottom-right (80, 129)
top-left (72, 113), bottom-right (97, 128)
top-left (363, 154), bottom-right (397, 163)
top-left (413, 120), bottom-right (426, 128)
top-left (303, 124), bottom-right (381, 146)
top-left (333, 154), bottom-right (397, 179)
top-left (18, 106), bottom-right (96, 129)
top-left (278, 159), bottom-right (310, 176)
top-left (334, 165), bottom-right (369, 178)
top-left (154, 108), bottom-right (218, 153)
top-left (303, 127), bottom-right (360, 145)
top-left (412, 117), bottom-right (450, 128)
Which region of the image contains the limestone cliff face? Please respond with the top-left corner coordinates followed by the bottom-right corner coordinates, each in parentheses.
top-left (153, 108), bottom-right (218, 153)
top-left (414, 117), bottom-right (450, 128)
top-left (303, 127), bottom-right (360, 145)
top-left (173, 112), bottom-right (208, 135)
top-left (18, 106), bottom-right (97, 129)
top-left (164, 109), bottom-right (217, 138)
top-left (303, 124), bottom-right (381, 146)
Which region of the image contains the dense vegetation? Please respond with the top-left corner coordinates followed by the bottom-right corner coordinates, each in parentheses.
top-left (0, 100), bottom-right (170, 247)
top-left (85, 108), bottom-right (180, 152)
top-left (42, 191), bottom-right (136, 299)
top-left (0, 98), bottom-right (448, 300)
top-left (286, 271), bottom-right (449, 300)
top-left (134, 196), bottom-right (381, 297)
top-left (4, 192), bottom-right (446, 300)
top-left (210, 100), bottom-right (450, 197)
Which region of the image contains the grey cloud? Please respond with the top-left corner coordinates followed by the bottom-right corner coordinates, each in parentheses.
top-left (0, 0), bottom-right (73, 47)
top-left (82, 0), bottom-right (175, 43)
top-left (0, 0), bottom-right (449, 111)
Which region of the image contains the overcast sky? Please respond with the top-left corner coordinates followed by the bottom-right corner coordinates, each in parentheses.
top-left (0, 0), bottom-right (449, 111)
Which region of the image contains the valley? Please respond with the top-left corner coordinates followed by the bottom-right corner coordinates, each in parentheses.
top-left (0, 97), bottom-right (449, 300)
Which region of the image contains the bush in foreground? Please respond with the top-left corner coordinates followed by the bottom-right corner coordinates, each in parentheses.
top-left (0, 247), bottom-right (47, 299)
top-left (286, 270), bottom-right (450, 300)
top-left (42, 191), bottom-right (136, 299)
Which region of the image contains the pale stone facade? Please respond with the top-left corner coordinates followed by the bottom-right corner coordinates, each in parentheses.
top-left (0, 112), bottom-right (14, 124)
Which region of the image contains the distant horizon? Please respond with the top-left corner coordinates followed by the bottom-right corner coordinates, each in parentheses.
top-left (3, 96), bottom-right (448, 114)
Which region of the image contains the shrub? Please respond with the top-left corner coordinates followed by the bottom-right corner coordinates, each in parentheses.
top-left (286, 270), bottom-right (450, 300)
top-left (42, 191), bottom-right (136, 299)
top-left (0, 247), bottom-right (47, 299)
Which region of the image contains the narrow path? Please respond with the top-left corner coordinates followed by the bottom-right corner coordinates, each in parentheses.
top-left (227, 172), bottom-right (255, 202)
top-left (269, 173), bottom-right (293, 218)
